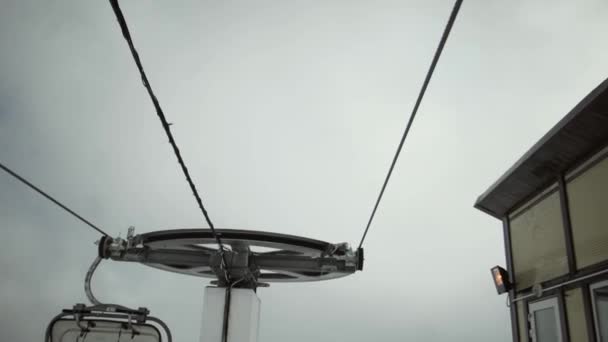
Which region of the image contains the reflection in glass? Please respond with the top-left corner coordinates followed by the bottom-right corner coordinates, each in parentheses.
top-left (534, 307), bottom-right (558, 342)
top-left (595, 286), bottom-right (608, 342)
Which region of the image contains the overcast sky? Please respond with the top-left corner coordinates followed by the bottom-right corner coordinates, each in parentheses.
top-left (1, 0), bottom-right (608, 341)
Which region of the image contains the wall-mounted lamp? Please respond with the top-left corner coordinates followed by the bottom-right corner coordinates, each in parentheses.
top-left (491, 265), bottom-right (512, 294)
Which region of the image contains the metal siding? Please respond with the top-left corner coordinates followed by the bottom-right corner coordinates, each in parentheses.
top-left (510, 192), bottom-right (569, 290)
top-left (559, 175), bottom-right (577, 274)
top-left (504, 217), bottom-right (516, 286)
top-left (505, 219), bottom-right (521, 342)
top-left (559, 289), bottom-right (571, 342)
top-left (583, 285), bottom-right (599, 342)
top-left (568, 157), bottom-right (608, 268)
top-left (518, 300), bottom-right (529, 342)
top-left (565, 288), bottom-right (590, 342)
top-left (510, 291), bottom-right (521, 342)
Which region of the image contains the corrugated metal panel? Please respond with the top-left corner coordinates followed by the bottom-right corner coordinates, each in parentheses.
top-left (475, 77), bottom-right (608, 219)
top-left (568, 156), bottom-right (608, 268)
top-left (518, 301), bottom-right (529, 342)
top-left (565, 287), bottom-right (589, 342)
top-left (510, 192), bottom-right (568, 290)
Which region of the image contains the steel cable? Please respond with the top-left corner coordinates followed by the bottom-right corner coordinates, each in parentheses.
top-left (0, 161), bottom-right (108, 236)
top-left (107, 0), bottom-right (230, 276)
top-left (358, 0), bottom-right (464, 248)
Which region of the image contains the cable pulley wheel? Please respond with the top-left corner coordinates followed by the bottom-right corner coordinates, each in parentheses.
top-left (100, 229), bottom-right (363, 286)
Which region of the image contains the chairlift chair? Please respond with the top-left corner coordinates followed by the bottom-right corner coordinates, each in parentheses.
top-left (45, 303), bottom-right (172, 342)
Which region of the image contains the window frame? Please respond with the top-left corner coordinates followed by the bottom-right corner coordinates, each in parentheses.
top-left (528, 296), bottom-right (563, 342)
top-left (590, 279), bottom-right (608, 342)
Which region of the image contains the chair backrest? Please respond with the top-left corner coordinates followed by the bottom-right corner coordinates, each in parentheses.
top-left (45, 304), bottom-right (172, 342)
top-left (49, 319), bottom-right (162, 342)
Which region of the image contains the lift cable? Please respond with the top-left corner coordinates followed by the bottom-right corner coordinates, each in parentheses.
top-left (0, 161), bottom-right (109, 237)
top-left (107, 0), bottom-right (230, 275)
top-left (358, 0), bottom-right (463, 249)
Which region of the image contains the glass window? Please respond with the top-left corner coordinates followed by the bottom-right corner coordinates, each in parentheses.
top-left (510, 190), bottom-right (568, 290)
top-left (529, 297), bottom-right (563, 342)
top-left (534, 308), bottom-right (558, 342)
top-left (567, 156), bottom-right (608, 268)
top-left (591, 281), bottom-right (608, 342)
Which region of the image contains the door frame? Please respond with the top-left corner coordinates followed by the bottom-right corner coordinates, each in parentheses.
top-left (528, 296), bottom-right (563, 342)
top-left (590, 279), bottom-right (608, 342)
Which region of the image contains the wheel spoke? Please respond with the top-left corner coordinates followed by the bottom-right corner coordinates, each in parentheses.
top-left (104, 229), bottom-right (362, 284)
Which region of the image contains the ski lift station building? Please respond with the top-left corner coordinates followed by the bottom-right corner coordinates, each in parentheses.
top-left (475, 78), bottom-right (608, 342)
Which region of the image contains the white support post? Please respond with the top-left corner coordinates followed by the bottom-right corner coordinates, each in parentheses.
top-left (200, 287), bottom-right (261, 342)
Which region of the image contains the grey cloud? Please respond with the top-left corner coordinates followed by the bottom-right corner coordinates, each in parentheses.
top-left (2, 0), bottom-right (608, 341)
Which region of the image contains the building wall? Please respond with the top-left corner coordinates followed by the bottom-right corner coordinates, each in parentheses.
top-left (517, 300), bottom-right (528, 342)
top-left (505, 146), bottom-right (608, 342)
top-left (567, 155), bottom-right (608, 269)
top-left (565, 287), bottom-right (589, 342)
top-left (507, 147), bottom-right (608, 292)
top-left (509, 190), bottom-right (569, 290)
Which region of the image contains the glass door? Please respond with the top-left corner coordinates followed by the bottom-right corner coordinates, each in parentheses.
top-left (591, 280), bottom-right (608, 342)
top-left (528, 297), bottom-right (563, 342)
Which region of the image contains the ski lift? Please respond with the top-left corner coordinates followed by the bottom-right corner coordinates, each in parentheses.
top-left (97, 228), bottom-right (363, 286)
top-left (45, 303), bottom-right (172, 342)
top-left (37, 0), bottom-right (462, 338)
top-left (46, 230), bottom-right (173, 342)
top-left (46, 227), bottom-right (362, 342)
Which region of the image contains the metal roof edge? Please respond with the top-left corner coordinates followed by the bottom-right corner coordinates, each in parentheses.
top-left (474, 77), bottom-right (608, 219)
